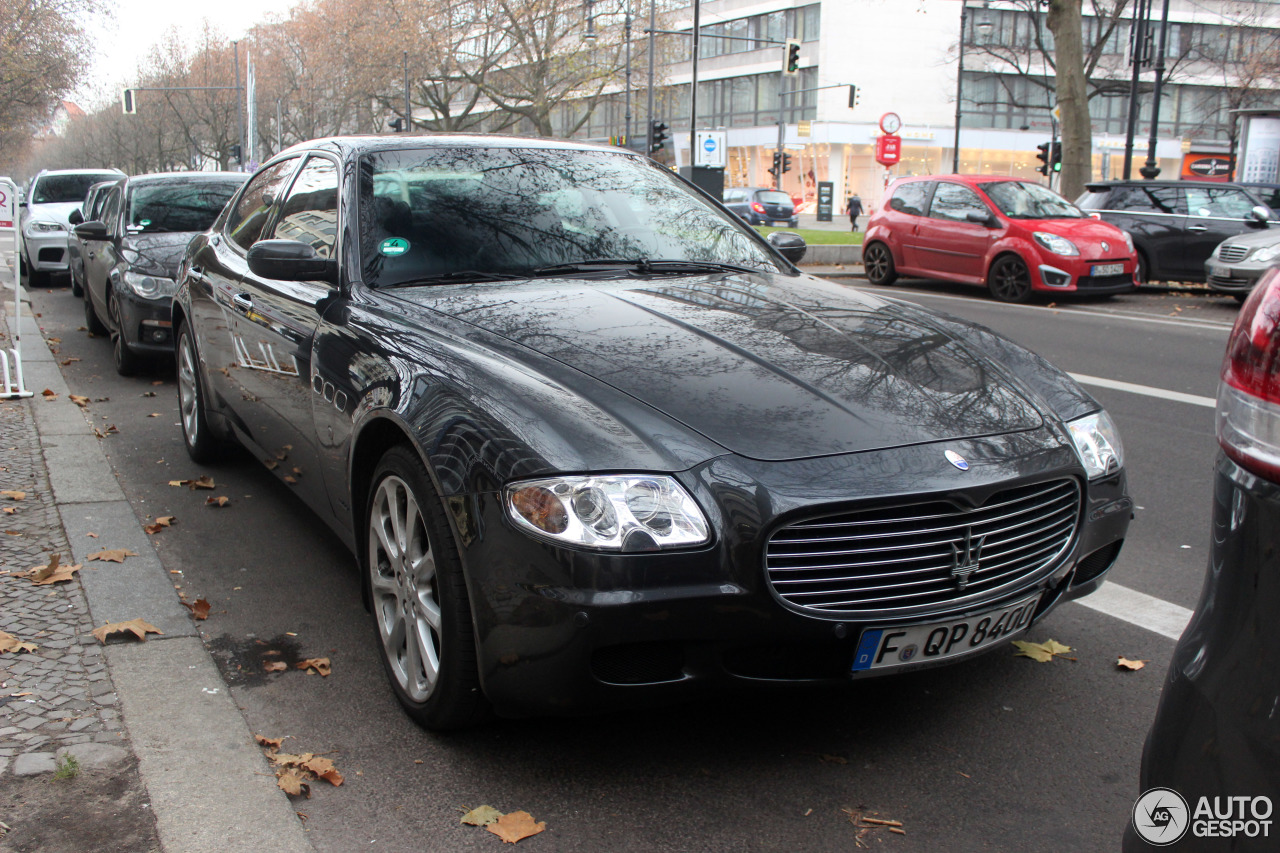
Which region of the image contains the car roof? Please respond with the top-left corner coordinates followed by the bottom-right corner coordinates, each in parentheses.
top-left (891, 174), bottom-right (1039, 186)
top-left (273, 133), bottom-right (637, 162)
top-left (35, 168), bottom-right (125, 179)
top-left (1083, 180), bottom-right (1259, 190)
top-left (124, 171), bottom-right (248, 185)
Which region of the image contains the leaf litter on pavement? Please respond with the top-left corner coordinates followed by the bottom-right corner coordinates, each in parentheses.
top-left (23, 553), bottom-right (84, 585)
top-left (1011, 639), bottom-right (1075, 662)
top-left (88, 548), bottom-right (138, 563)
top-left (842, 808), bottom-right (905, 847)
top-left (461, 805), bottom-right (546, 843)
top-left (0, 630), bottom-right (39, 654)
top-left (1117, 656), bottom-right (1148, 671)
top-left (91, 619), bottom-right (163, 644)
top-left (254, 735), bottom-right (345, 797)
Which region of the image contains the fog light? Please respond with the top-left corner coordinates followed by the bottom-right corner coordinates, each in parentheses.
top-left (1039, 265), bottom-right (1071, 288)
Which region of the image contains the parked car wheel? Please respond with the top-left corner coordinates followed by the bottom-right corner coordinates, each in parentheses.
top-left (83, 288), bottom-right (107, 336)
top-left (176, 323), bottom-right (223, 464)
top-left (988, 254), bottom-right (1034, 303)
top-left (863, 242), bottom-right (898, 286)
top-left (70, 268), bottom-right (83, 298)
top-left (788, 218), bottom-right (798, 228)
top-left (21, 255), bottom-right (49, 289)
top-left (109, 296), bottom-right (143, 376)
top-left (1135, 250), bottom-right (1149, 285)
top-left (365, 446), bottom-right (489, 731)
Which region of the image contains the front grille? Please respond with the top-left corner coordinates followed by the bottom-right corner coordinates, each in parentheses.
top-left (1076, 273), bottom-right (1134, 290)
top-left (1208, 275), bottom-right (1252, 290)
top-left (1218, 245), bottom-right (1251, 263)
top-left (765, 479), bottom-right (1082, 617)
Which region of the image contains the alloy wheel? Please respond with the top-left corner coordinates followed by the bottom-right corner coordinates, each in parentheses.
top-left (989, 256), bottom-right (1033, 303)
top-left (177, 333), bottom-right (200, 447)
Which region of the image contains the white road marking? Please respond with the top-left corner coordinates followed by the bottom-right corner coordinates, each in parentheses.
top-left (1068, 373), bottom-right (1218, 409)
top-left (1073, 581), bottom-right (1193, 641)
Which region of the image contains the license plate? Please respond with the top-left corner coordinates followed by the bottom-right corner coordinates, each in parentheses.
top-left (850, 594), bottom-right (1041, 672)
top-left (1091, 263), bottom-right (1124, 276)
top-left (1208, 263), bottom-right (1228, 278)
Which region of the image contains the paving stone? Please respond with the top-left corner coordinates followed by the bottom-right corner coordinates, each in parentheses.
top-left (56, 742), bottom-right (129, 769)
top-left (12, 751), bottom-right (56, 776)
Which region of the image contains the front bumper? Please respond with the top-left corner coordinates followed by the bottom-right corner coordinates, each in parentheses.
top-left (449, 428), bottom-right (1131, 718)
top-left (1036, 260), bottom-right (1137, 295)
top-left (115, 285), bottom-right (176, 356)
top-left (23, 229), bottom-right (71, 272)
top-left (1205, 261), bottom-right (1269, 295)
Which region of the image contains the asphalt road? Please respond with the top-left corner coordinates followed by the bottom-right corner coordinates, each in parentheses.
top-left (26, 277), bottom-right (1235, 853)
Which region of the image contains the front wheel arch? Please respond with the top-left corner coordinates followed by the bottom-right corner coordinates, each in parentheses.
top-left (986, 252), bottom-right (1035, 303)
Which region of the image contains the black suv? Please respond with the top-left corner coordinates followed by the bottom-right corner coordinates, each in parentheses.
top-left (722, 187), bottom-right (798, 227)
top-left (1076, 181), bottom-right (1275, 283)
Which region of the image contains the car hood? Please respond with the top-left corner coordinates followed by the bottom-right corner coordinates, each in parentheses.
top-left (1016, 217), bottom-right (1130, 258)
top-left (394, 272), bottom-right (1046, 462)
top-left (121, 232), bottom-right (196, 279)
top-left (25, 202), bottom-right (80, 227)
top-left (1214, 227), bottom-right (1280, 250)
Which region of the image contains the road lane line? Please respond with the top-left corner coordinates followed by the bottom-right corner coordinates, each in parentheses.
top-left (1073, 582), bottom-right (1193, 641)
top-left (1069, 373), bottom-right (1218, 409)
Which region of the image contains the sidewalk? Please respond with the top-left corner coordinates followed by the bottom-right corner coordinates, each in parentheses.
top-left (0, 291), bottom-right (312, 852)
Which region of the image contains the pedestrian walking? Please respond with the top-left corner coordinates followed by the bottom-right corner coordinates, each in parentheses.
top-left (847, 194), bottom-right (864, 232)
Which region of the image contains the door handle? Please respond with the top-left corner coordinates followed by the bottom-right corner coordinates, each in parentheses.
top-left (232, 293), bottom-right (253, 311)
top-left (1187, 224), bottom-right (1208, 232)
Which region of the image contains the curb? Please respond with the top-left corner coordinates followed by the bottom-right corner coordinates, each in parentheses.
top-left (11, 294), bottom-right (313, 853)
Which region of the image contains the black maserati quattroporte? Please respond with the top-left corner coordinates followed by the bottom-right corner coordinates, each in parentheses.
top-left (173, 135), bottom-right (1131, 729)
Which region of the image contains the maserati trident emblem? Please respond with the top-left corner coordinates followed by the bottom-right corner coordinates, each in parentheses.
top-left (1101, 240), bottom-right (1110, 253)
top-left (950, 527), bottom-right (986, 590)
top-left (944, 450), bottom-right (969, 471)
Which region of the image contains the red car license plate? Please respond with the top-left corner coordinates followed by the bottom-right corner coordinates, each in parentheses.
top-left (850, 593), bottom-right (1041, 672)
top-left (1091, 263), bottom-right (1124, 276)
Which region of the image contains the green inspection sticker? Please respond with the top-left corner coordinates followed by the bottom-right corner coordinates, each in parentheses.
top-left (139, 219), bottom-right (151, 226)
top-left (379, 237), bottom-right (410, 256)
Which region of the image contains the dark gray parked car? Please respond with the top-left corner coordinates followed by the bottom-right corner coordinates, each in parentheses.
top-left (1076, 181), bottom-right (1275, 283)
top-left (67, 178), bottom-right (124, 297)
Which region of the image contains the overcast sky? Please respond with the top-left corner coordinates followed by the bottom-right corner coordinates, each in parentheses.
top-left (79, 0), bottom-right (301, 108)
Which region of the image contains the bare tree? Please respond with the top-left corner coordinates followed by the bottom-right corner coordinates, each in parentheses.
top-left (1047, 0), bottom-right (1091, 199)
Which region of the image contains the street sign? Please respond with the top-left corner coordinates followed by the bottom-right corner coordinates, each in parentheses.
top-left (0, 180), bottom-right (13, 229)
top-left (816, 181), bottom-right (834, 222)
top-left (695, 131), bottom-right (727, 168)
top-left (875, 134), bottom-right (902, 166)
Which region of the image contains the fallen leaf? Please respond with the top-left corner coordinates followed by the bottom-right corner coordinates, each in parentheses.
top-left (1117, 657), bottom-right (1148, 671)
top-left (88, 548), bottom-right (138, 563)
top-left (141, 391), bottom-right (157, 398)
top-left (0, 630), bottom-right (39, 654)
top-left (297, 658), bottom-right (331, 677)
top-left (87, 531), bottom-right (98, 538)
top-left (1, 490), bottom-right (26, 501)
top-left (264, 661), bottom-right (289, 672)
top-left (255, 734), bottom-right (285, 750)
top-left (191, 476), bottom-right (215, 490)
top-left (69, 395), bottom-right (90, 407)
top-left (283, 475), bottom-right (297, 485)
top-left (264, 459), bottom-right (278, 470)
top-left (147, 413), bottom-right (160, 418)
top-left (487, 811), bottom-right (545, 844)
top-left (156, 515), bottom-right (176, 526)
top-left (151, 380), bottom-right (164, 386)
top-left (301, 755), bottom-right (343, 786)
top-left (276, 768), bottom-right (311, 798)
top-left (205, 495), bottom-right (230, 507)
top-left (2, 506), bottom-right (15, 514)
top-left (181, 598), bottom-right (212, 620)
top-left (169, 480), bottom-right (186, 487)
top-left (60, 357), bottom-right (80, 365)
top-left (26, 554), bottom-right (84, 585)
top-left (48, 337), bottom-right (61, 344)
top-left (1012, 639), bottom-right (1075, 663)
top-left (41, 389), bottom-right (56, 398)
top-left (461, 805), bottom-right (504, 827)
top-left (91, 619), bottom-right (163, 644)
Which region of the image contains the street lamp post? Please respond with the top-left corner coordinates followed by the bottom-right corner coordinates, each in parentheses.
top-left (585, 0), bottom-right (634, 147)
top-left (953, 4), bottom-right (968, 173)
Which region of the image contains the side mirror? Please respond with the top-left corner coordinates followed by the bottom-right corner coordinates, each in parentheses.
top-left (69, 208), bottom-right (84, 226)
top-left (1251, 205), bottom-right (1271, 225)
top-left (767, 231), bottom-right (807, 264)
top-left (73, 221), bottom-right (109, 241)
top-left (247, 239), bottom-right (338, 284)
top-left (965, 210), bottom-right (1000, 228)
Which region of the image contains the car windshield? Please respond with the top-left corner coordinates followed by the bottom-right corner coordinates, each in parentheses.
top-left (980, 181), bottom-right (1083, 219)
top-left (31, 174), bottom-right (112, 204)
top-left (128, 179), bottom-right (243, 233)
top-left (359, 147), bottom-right (782, 287)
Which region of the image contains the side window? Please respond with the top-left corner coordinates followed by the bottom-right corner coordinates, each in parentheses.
top-left (100, 187), bottom-right (123, 235)
top-left (270, 157), bottom-right (340, 259)
top-left (928, 183), bottom-right (988, 222)
top-left (1108, 186), bottom-right (1185, 215)
top-left (1187, 187), bottom-right (1258, 220)
top-left (226, 158), bottom-right (300, 251)
top-left (889, 182), bottom-right (931, 216)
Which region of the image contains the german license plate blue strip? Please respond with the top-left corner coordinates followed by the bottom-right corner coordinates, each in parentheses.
top-left (852, 630), bottom-right (883, 671)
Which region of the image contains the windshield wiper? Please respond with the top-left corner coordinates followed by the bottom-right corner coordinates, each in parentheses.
top-left (529, 259), bottom-right (759, 277)
top-left (377, 270), bottom-right (530, 287)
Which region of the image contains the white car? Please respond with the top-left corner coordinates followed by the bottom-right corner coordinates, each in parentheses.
top-left (21, 168), bottom-right (125, 286)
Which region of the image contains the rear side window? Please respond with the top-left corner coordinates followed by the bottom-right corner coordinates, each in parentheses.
top-left (928, 183), bottom-right (988, 222)
top-left (1107, 186), bottom-right (1186, 215)
top-left (226, 158), bottom-right (300, 251)
top-left (889, 182), bottom-right (931, 216)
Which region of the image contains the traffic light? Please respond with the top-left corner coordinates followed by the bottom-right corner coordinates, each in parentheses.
top-left (1035, 141), bottom-right (1051, 176)
top-left (768, 151), bottom-right (782, 178)
top-left (230, 144), bottom-right (243, 165)
top-left (649, 120), bottom-right (669, 154)
top-left (121, 89), bottom-right (136, 115)
top-left (1050, 141), bottom-right (1063, 173)
top-left (848, 85), bottom-right (859, 109)
top-left (782, 152), bottom-right (793, 174)
top-left (389, 117), bottom-right (403, 132)
top-left (784, 40), bottom-right (801, 75)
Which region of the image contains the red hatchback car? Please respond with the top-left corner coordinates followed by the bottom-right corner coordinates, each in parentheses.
top-left (862, 175), bottom-right (1137, 302)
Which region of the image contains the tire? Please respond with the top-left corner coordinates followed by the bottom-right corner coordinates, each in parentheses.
top-left (109, 295), bottom-right (144, 376)
top-left (176, 322), bottom-right (223, 464)
top-left (863, 242), bottom-right (898, 286)
top-left (988, 254), bottom-right (1034, 303)
top-left (84, 286), bottom-right (108, 335)
top-left (23, 255), bottom-right (49, 289)
top-left (1135, 251), bottom-right (1149, 286)
top-left (1234, 293), bottom-right (1248, 304)
top-left (70, 265), bottom-right (83, 297)
top-left (365, 446), bottom-right (489, 731)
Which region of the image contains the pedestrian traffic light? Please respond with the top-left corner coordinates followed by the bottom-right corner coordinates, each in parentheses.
top-left (1050, 141), bottom-right (1063, 173)
top-left (784, 40), bottom-right (801, 75)
top-left (1035, 142), bottom-right (1051, 176)
top-left (230, 144), bottom-right (243, 165)
top-left (782, 152), bottom-right (793, 174)
top-left (121, 89), bottom-right (136, 115)
top-left (389, 117), bottom-right (403, 132)
top-left (649, 120), bottom-right (669, 154)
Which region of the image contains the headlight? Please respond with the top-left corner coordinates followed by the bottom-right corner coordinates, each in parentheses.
top-left (1121, 230), bottom-right (1135, 253)
top-left (24, 220), bottom-right (64, 236)
top-left (1033, 232), bottom-right (1080, 256)
top-left (123, 271), bottom-right (178, 299)
top-left (1253, 245), bottom-right (1280, 264)
top-left (506, 474), bottom-right (710, 552)
top-left (1067, 411), bottom-right (1124, 479)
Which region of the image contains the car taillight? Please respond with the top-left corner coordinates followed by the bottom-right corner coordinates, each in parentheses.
top-left (1218, 267), bottom-right (1280, 481)
top-left (751, 202), bottom-right (766, 213)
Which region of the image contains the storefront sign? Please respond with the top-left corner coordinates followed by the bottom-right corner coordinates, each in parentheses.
top-left (0, 179), bottom-right (14, 229)
top-left (816, 181), bottom-right (833, 222)
top-left (1181, 155), bottom-right (1233, 182)
top-left (875, 134), bottom-right (902, 166)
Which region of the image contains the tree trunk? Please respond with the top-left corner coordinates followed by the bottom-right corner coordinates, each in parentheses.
top-left (1047, 0), bottom-right (1091, 200)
